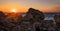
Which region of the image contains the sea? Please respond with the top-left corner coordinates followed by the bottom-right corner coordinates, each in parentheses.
top-left (44, 13), bottom-right (60, 21)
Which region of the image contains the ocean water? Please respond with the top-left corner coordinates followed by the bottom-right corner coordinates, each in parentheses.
top-left (44, 13), bottom-right (60, 20)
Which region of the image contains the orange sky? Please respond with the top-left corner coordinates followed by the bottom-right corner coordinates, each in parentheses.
top-left (0, 0), bottom-right (60, 13)
top-left (0, 4), bottom-right (29, 12)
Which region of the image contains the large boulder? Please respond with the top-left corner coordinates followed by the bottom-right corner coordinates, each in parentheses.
top-left (22, 8), bottom-right (44, 22)
top-left (20, 8), bottom-right (44, 31)
top-left (28, 8), bottom-right (44, 19)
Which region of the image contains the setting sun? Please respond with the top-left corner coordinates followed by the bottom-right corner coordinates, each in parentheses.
top-left (10, 9), bottom-right (17, 13)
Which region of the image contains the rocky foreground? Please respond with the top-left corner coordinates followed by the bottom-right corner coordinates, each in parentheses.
top-left (0, 8), bottom-right (55, 31)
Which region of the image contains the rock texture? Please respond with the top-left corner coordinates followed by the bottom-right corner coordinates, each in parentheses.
top-left (0, 8), bottom-right (46, 31)
top-left (20, 8), bottom-right (44, 31)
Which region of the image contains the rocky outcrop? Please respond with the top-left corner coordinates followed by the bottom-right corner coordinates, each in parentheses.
top-left (21, 8), bottom-right (44, 22)
top-left (0, 8), bottom-right (44, 31)
top-left (20, 8), bottom-right (44, 31)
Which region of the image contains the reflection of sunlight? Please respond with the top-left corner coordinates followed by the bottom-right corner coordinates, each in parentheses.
top-left (11, 8), bottom-right (17, 12)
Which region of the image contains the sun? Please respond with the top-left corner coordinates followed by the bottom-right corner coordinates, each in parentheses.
top-left (11, 8), bottom-right (17, 12)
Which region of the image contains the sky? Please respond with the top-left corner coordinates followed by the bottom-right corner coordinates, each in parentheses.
top-left (0, 0), bottom-right (60, 12)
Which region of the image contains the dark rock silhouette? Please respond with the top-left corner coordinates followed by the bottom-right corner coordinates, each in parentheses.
top-left (54, 15), bottom-right (60, 23)
top-left (0, 11), bottom-right (5, 20)
top-left (21, 8), bottom-right (44, 22)
top-left (28, 8), bottom-right (44, 20)
top-left (0, 11), bottom-right (5, 16)
top-left (54, 15), bottom-right (60, 31)
top-left (0, 8), bottom-right (55, 31)
top-left (0, 11), bottom-right (16, 31)
top-left (20, 8), bottom-right (44, 31)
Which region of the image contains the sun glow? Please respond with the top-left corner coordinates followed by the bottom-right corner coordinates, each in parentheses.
top-left (10, 8), bottom-right (17, 13)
